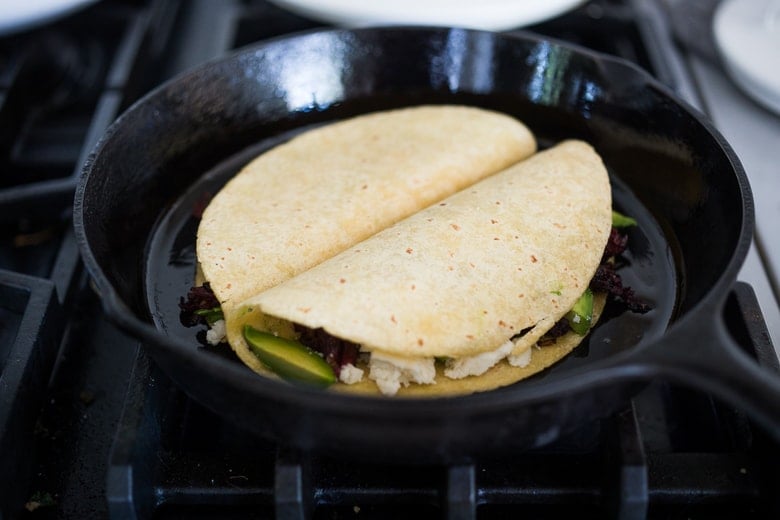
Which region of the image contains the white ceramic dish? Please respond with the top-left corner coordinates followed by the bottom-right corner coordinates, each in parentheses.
top-left (0, 0), bottom-right (98, 36)
top-left (267, 0), bottom-right (586, 30)
top-left (714, 0), bottom-right (780, 115)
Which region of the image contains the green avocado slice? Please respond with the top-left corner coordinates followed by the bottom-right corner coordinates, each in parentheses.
top-left (243, 325), bottom-right (336, 387)
top-left (565, 288), bottom-right (594, 335)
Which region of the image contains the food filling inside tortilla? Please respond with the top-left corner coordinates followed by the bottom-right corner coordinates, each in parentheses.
top-left (185, 258), bottom-right (637, 397)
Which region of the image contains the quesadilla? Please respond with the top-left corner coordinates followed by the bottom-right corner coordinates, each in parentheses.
top-left (221, 139), bottom-right (613, 396)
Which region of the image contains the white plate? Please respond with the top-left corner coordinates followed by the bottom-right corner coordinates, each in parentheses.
top-left (0, 0), bottom-right (99, 36)
top-left (714, 0), bottom-right (780, 115)
top-left (267, 0), bottom-right (586, 31)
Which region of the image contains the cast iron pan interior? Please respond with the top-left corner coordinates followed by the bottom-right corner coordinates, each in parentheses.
top-left (74, 27), bottom-right (779, 462)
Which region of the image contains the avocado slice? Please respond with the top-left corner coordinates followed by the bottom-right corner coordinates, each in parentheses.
top-left (565, 288), bottom-right (594, 335)
top-left (243, 325), bottom-right (336, 387)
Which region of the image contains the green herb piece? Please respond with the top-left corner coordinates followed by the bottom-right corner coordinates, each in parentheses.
top-left (25, 491), bottom-right (56, 512)
top-left (195, 307), bottom-right (224, 325)
top-left (612, 210), bottom-right (638, 228)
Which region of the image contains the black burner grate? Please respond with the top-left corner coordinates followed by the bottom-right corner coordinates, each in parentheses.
top-left (0, 0), bottom-right (178, 222)
top-left (99, 284), bottom-right (780, 520)
top-left (0, 269), bottom-right (62, 516)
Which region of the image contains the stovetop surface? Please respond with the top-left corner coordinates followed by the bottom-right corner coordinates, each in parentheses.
top-left (1, 1), bottom-right (780, 519)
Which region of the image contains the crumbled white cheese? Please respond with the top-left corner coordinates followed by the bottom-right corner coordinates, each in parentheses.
top-left (443, 339), bottom-right (515, 379)
top-left (507, 347), bottom-right (532, 368)
top-left (205, 319), bottom-right (226, 345)
top-left (338, 363), bottom-right (364, 384)
top-left (368, 351), bottom-right (436, 396)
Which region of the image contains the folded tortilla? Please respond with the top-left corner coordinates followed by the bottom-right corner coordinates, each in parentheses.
top-left (197, 105), bottom-right (535, 308)
top-left (197, 105), bottom-right (536, 374)
top-left (229, 140), bottom-right (612, 396)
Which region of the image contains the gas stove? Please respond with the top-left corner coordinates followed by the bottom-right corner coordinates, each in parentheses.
top-left (1, 1), bottom-right (779, 518)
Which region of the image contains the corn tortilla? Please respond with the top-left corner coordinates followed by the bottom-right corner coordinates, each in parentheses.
top-left (228, 140), bottom-right (612, 395)
top-left (197, 105), bottom-right (536, 309)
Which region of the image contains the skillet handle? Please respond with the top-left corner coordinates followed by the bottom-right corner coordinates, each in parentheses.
top-left (633, 282), bottom-right (780, 441)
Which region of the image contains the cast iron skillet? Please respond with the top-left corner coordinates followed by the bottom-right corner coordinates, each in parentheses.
top-left (74, 27), bottom-right (780, 463)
